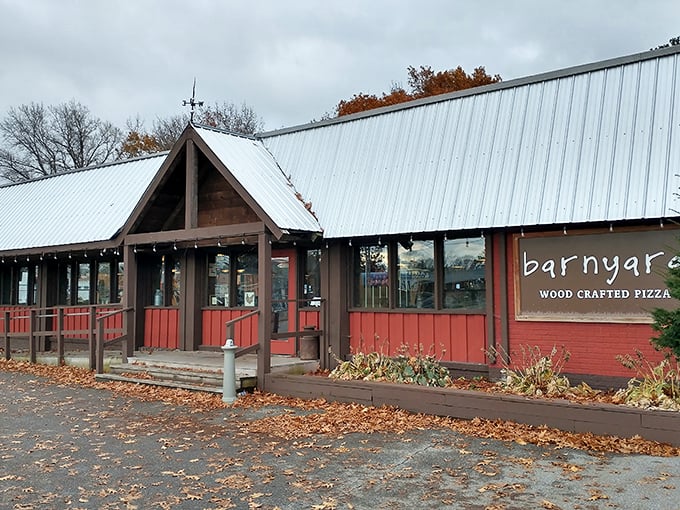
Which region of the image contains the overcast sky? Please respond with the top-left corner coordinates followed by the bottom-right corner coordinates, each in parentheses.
top-left (1, 0), bottom-right (678, 133)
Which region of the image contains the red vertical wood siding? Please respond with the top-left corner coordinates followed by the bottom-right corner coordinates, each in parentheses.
top-left (200, 309), bottom-right (259, 348)
top-left (299, 310), bottom-right (320, 330)
top-left (497, 232), bottom-right (667, 378)
top-left (349, 311), bottom-right (486, 362)
top-left (0, 306), bottom-right (30, 333)
top-left (143, 308), bottom-right (179, 349)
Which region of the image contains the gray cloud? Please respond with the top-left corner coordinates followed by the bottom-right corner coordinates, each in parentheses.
top-left (1, 0), bottom-right (678, 132)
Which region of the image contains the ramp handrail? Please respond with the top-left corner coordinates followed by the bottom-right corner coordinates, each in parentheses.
top-left (225, 309), bottom-right (260, 358)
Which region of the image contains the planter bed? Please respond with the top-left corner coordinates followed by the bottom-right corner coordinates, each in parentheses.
top-left (264, 373), bottom-right (680, 447)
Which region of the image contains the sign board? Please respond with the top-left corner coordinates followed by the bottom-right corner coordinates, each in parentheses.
top-left (515, 229), bottom-right (680, 322)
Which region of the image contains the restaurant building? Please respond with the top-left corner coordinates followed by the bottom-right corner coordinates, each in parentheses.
top-left (2, 45), bottom-right (680, 385)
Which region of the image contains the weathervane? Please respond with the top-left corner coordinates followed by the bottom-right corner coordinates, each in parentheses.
top-left (182, 78), bottom-right (204, 122)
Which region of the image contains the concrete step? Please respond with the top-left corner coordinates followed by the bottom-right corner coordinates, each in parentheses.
top-left (97, 362), bottom-right (257, 393)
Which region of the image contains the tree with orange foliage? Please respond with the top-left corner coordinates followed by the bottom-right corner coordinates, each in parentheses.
top-left (334, 65), bottom-right (501, 117)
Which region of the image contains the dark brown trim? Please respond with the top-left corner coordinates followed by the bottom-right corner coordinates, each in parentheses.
top-left (124, 222), bottom-right (265, 246)
top-left (485, 233), bottom-right (495, 361)
top-left (185, 139), bottom-right (198, 230)
top-left (498, 233), bottom-right (509, 362)
top-left (122, 244), bottom-right (138, 357)
top-left (257, 231), bottom-right (272, 388)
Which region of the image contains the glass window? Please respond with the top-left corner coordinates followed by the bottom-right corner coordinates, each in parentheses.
top-left (444, 238), bottom-right (486, 309)
top-left (58, 264), bottom-right (72, 305)
top-left (236, 251), bottom-right (258, 307)
top-left (170, 258), bottom-right (181, 306)
top-left (303, 249), bottom-right (321, 307)
top-left (0, 269), bottom-right (10, 304)
top-left (354, 245), bottom-right (389, 308)
top-left (398, 240), bottom-right (435, 308)
top-left (96, 262), bottom-right (111, 304)
top-left (116, 262), bottom-right (124, 303)
top-left (77, 263), bottom-right (91, 304)
top-left (32, 266), bottom-right (38, 305)
top-left (17, 267), bottom-right (29, 305)
top-left (208, 253), bottom-right (231, 306)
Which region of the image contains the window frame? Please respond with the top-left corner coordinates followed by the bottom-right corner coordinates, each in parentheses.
top-left (350, 234), bottom-right (487, 314)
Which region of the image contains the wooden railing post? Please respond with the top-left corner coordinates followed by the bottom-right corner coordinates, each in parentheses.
top-left (226, 322), bottom-right (235, 345)
top-left (2, 311), bottom-right (9, 361)
top-left (96, 316), bottom-right (105, 374)
top-left (28, 309), bottom-right (36, 364)
top-left (56, 308), bottom-right (64, 366)
top-left (88, 307), bottom-right (96, 370)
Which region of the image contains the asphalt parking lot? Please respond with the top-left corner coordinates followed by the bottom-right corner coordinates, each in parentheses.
top-left (1, 369), bottom-right (679, 510)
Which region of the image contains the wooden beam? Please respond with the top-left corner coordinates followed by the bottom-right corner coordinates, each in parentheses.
top-left (185, 139), bottom-right (198, 229)
top-left (124, 222), bottom-right (266, 246)
top-left (123, 244), bottom-right (140, 357)
top-left (257, 231), bottom-right (272, 389)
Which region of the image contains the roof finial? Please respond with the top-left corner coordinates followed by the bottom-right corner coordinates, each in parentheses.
top-left (182, 77), bottom-right (204, 123)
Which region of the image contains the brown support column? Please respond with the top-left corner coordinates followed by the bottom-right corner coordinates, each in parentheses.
top-left (257, 231), bottom-right (272, 389)
top-left (497, 232), bottom-right (509, 363)
top-left (321, 242), bottom-right (350, 370)
top-left (181, 250), bottom-right (203, 351)
top-left (123, 244), bottom-right (140, 357)
top-left (185, 139), bottom-right (198, 230)
top-left (41, 261), bottom-right (59, 351)
top-left (484, 233), bottom-right (496, 362)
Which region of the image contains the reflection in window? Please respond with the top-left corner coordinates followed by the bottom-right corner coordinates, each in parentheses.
top-left (354, 245), bottom-right (389, 308)
top-left (77, 263), bottom-right (90, 304)
top-left (398, 240), bottom-right (435, 308)
top-left (170, 259), bottom-right (181, 306)
top-left (0, 270), bottom-right (10, 304)
top-left (444, 238), bottom-right (486, 309)
top-left (17, 267), bottom-right (29, 305)
top-left (58, 264), bottom-right (72, 305)
top-left (97, 262), bottom-right (111, 304)
top-left (116, 262), bottom-right (124, 303)
top-left (208, 254), bottom-right (230, 306)
top-left (236, 251), bottom-right (258, 307)
top-left (303, 249), bottom-right (321, 307)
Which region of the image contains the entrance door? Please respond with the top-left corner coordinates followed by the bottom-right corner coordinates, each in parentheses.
top-left (271, 249), bottom-right (297, 355)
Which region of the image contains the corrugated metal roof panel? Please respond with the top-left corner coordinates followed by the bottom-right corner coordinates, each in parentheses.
top-left (194, 127), bottom-right (321, 233)
top-left (0, 154), bottom-right (164, 252)
top-left (261, 49), bottom-right (680, 238)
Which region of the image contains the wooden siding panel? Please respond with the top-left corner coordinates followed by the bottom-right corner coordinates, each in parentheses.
top-left (144, 308), bottom-right (179, 349)
top-left (433, 314), bottom-right (452, 359)
top-left (449, 315), bottom-right (468, 361)
top-left (349, 311), bottom-right (487, 363)
top-left (417, 314), bottom-right (435, 355)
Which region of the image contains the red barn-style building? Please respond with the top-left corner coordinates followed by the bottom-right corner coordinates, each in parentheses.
top-left (2, 46), bottom-right (680, 388)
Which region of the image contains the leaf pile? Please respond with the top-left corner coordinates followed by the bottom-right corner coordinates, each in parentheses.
top-left (1, 359), bottom-right (679, 457)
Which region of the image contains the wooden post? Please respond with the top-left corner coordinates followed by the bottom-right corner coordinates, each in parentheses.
top-left (95, 316), bottom-right (105, 374)
top-left (56, 308), bottom-right (64, 366)
top-left (321, 243), bottom-right (350, 370)
top-left (88, 306), bottom-right (96, 370)
top-left (3, 310), bottom-right (9, 361)
top-left (319, 299), bottom-right (328, 371)
top-left (185, 139), bottom-right (198, 229)
top-left (28, 309), bottom-right (36, 364)
top-left (226, 322), bottom-right (235, 344)
top-left (257, 231), bottom-right (272, 389)
top-left (123, 244), bottom-right (138, 358)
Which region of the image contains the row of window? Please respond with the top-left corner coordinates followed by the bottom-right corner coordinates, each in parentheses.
top-left (0, 238), bottom-right (484, 312)
top-left (0, 261), bottom-right (123, 306)
top-left (353, 237), bottom-right (486, 310)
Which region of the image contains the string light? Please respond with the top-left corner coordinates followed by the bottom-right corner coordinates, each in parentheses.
top-left (609, 223), bottom-right (613, 232)
top-left (173, 242), bottom-right (177, 251)
top-left (152, 243), bottom-right (157, 253)
top-left (217, 237), bottom-right (222, 247)
top-left (563, 226), bottom-right (567, 235)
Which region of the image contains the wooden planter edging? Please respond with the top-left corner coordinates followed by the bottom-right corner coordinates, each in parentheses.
top-left (264, 374), bottom-right (680, 447)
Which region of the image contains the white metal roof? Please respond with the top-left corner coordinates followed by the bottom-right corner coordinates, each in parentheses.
top-left (194, 126), bottom-right (321, 233)
top-left (261, 47), bottom-right (680, 238)
top-left (0, 154), bottom-right (164, 252)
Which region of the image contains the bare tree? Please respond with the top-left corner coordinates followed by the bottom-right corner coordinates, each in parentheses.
top-left (0, 100), bottom-right (123, 182)
top-left (119, 101), bottom-right (265, 158)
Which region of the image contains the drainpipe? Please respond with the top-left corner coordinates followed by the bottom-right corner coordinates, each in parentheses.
top-left (221, 338), bottom-right (238, 403)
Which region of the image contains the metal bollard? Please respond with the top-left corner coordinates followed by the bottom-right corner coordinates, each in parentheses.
top-left (221, 338), bottom-right (239, 403)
